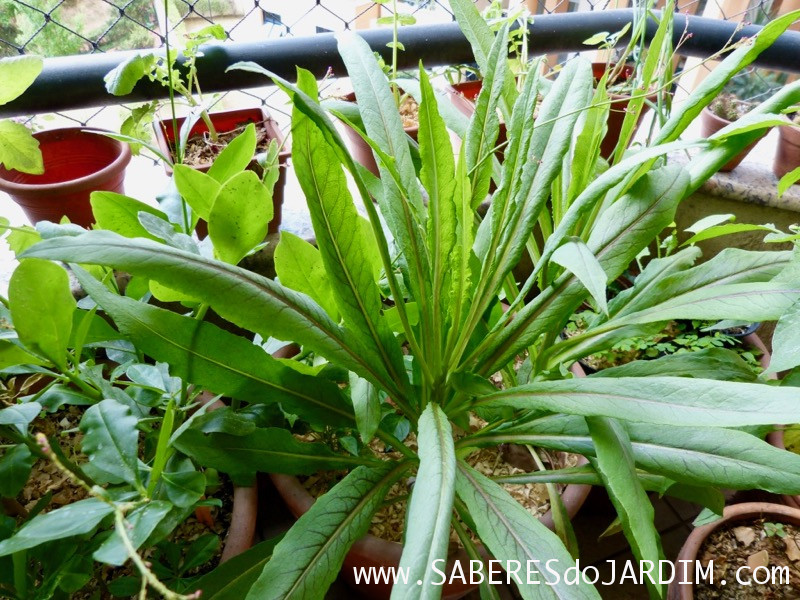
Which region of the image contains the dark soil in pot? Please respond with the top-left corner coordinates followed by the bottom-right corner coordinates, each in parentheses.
top-left (669, 502), bottom-right (800, 599)
top-left (153, 107), bottom-right (289, 235)
top-left (0, 127), bottom-right (131, 227)
top-left (774, 114), bottom-right (800, 180)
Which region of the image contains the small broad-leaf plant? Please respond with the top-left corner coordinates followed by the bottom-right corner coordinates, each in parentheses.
top-left (0, 255), bottom-right (244, 599)
top-left (20, 8), bottom-right (800, 600)
top-left (0, 55), bottom-right (44, 174)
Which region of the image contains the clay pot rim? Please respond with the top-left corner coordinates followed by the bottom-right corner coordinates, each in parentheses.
top-left (778, 116), bottom-right (800, 147)
top-left (153, 107), bottom-right (291, 176)
top-left (197, 392), bottom-right (258, 563)
top-left (670, 502), bottom-right (800, 599)
top-left (0, 127), bottom-right (131, 196)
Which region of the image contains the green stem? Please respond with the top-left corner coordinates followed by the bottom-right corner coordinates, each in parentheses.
top-left (12, 551), bottom-right (26, 599)
top-left (391, 0), bottom-right (400, 107)
top-left (376, 429), bottom-right (416, 461)
top-left (163, 0), bottom-right (180, 164)
top-left (147, 397), bottom-right (176, 497)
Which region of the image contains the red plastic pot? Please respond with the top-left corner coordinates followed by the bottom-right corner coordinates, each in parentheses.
top-left (341, 92), bottom-right (419, 177)
top-left (270, 363), bottom-right (592, 599)
top-left (668, 502), bottom-right (800, 599)
top-left (153, 107), bottom-right (289, 235)
top-left (774, 119), bottom-right (800, 180)
top-left (699, 107), bottom-right (765, 172)
top-left (0, 127), bottom-right (131, 227)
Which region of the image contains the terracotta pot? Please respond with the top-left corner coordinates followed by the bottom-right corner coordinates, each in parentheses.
top-left (668, 502), bottom-right (800, 599)
top-left (153, 107), bottom-right (289, 235)
top-left (446, 66), bottom-right (656, 161)
top-left (0, 127), bottom-right (131, 227)
top-left (195, 391), bottom-right (258, 563)
top-left (341, 91), bottom-right (419, 177)
top-left (270, 362), bottom-right (592, 599)
top-left (446, 81), bottom-right (508, 163)
top-left (699, 107), bottom-right (765, 172)
top-left (774, 118), bottom-right (800, 180)
top-left (592, 63), bottom-right (658, 160)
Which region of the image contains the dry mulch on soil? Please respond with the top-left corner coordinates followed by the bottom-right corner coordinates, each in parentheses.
top-left (695, 519), bottom-right (800, 599)
top-left (300, 430), bottom-right (578, 545)
top-left (182, 119), bottom-right (278, 167)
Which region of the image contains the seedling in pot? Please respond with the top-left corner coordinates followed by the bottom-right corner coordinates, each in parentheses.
top-left (104, 16), bottom-right (227, 164)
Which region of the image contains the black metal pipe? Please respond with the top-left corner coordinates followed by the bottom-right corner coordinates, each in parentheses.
top-left (3, 9), bottom-right (800, 117)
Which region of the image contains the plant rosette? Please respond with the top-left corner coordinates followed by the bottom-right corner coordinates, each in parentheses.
top-left (668, 502), bottom-right (800, 599)
top-left (19, 7), bottom-right (800, 600)
top-left (269, 365), bottom-right (591, 600)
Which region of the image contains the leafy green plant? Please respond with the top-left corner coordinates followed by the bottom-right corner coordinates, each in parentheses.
top-left (764, 521), bottom-right (787, 538)
top-left (0, 55), bottom-right (43, 174)
top-left (104, 21), bottom-right (227, 162)
top-left (18, 9), bottom-right (800, 600)
top-left (0, 257), bottom-right (241, 599)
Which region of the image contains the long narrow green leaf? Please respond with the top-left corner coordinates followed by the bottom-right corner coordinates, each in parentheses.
top-left (174, 427), bottom-right (380, 485)
top-left (468, 414), bottom-right (800, 494)
top-left (245, 463), bottom-right (406, 600)
top-left (464, 24), bottom-right (508, 207)
top-left (615, 282), bottom-right (800, 326)
top-left (393, 404), bottom-right (456, 599)
top-left (73, 266), bottom-right (354, 428)
top-left (475, 60), bottom-right (542, 261)
top-left (292, 72), bottom-right (409, 400)
top-left (656, 10), bottom-right (800, 146)
top-left (229, 62), bottom-right (421, 361)
top-left (458, 59), bottom-right (593, 368)
top-left (589, 348), bottom-right (758, 382)
top-left (23, 232), bottom-right (397, 397)
top-left (473, 165), bottom-right (688, 375)
top-left (455, 463), bottom-right (601, 600)
top-left (336, 33), bottom-right (431, 312)
top-left (488, 58), bottom-right (594, 292)
top-left (449, 0), bottom-right (517, 116)
top-left (586, 417), bottom-right (664, 598)
top-left (418, 66), bottom-right (456, 356)
top-left (476, 376), bottom-right (800, 428)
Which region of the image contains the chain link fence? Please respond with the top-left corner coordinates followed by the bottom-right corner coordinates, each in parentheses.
top-left (0, 0), bottom-right (793, 137)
